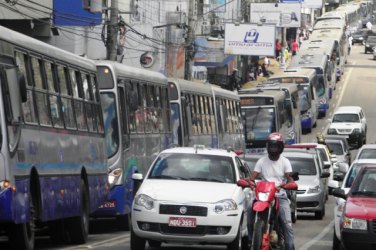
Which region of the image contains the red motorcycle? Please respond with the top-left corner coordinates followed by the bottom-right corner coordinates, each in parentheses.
top-left (238, 179), bottom-right (298, 250)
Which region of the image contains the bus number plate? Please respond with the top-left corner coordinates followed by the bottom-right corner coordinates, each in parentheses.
top-left (168, 217), bottom-right (196, 227)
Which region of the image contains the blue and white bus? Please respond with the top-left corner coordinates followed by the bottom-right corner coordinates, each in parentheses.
top-left (168, 78), bottom-right (244, 150)
top-left (94, 61), bottom-right (172, 229)
top-left (268, 69), bottom-right (318, 134)
top-left (239, 90), bottom-right (291, 153)
top-left (0, 26), bottom-right (108, 249)
top-left (241, 82), bottom-right (302, 144)
top-left (288, 53), bottom-right (331, 118)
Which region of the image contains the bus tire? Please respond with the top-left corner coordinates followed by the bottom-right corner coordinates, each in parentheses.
top-left (48, 219), bottom-right (68, 243)
top-left (8, 193), bottom-right (36, 250)
top-left (66, 179), bottom-right (89, 244)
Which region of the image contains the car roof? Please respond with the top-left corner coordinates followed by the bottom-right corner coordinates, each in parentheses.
top-left (282, 151), bottom-right (315, 159)
top-left (358, 144), bottom-right (376, 150)
top-left (351, 158), bottom-right (376, 165)
top-left (160, 146), bottom-right (237, 157)
top-left (334, 106), bottom-right (362, 114)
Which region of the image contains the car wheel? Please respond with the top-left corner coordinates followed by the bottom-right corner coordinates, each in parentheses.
top-left (227, 223), bottom-right (241, 250)
top-left (131, 228), bottom-right (146, 250)
top-left (315, 205), bottom-right (325, 220)
top-left (332, 229), bottom-right (340, 250)
top-left (357, 136), bottom-right (363, 148)
top-left (148, 240), bottom-right (162, 248)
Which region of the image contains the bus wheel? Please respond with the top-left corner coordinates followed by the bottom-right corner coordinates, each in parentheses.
top-left (9, 194), bottom-right (36, 250)
top-left (66, 179), bottom-right (89, 244)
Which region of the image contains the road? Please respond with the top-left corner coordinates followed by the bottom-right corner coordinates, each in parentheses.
top-left (1, 41), bottom-right (375, 250)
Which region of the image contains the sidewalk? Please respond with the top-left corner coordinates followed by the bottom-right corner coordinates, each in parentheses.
top-left (243, 54), bottom-right (291, 89)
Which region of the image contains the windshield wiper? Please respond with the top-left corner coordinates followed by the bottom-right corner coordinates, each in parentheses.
top-left (151, 175), bottom-right (187, 180)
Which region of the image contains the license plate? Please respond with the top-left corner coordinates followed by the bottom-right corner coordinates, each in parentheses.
top-left (168, 217), bottom-right (196, 228)
top-left (99, 200), bottom-right (116, 208)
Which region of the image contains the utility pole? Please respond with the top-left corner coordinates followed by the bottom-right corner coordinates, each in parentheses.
top-left (185, 0), bottom-right (196, 80)
top-left (106, 0), bottom-right (119, 61)
top-left (241, 0), bottom-right (250, 84)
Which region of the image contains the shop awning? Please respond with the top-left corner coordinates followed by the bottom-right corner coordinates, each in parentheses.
top-left (194, 55), bottom-right (236, 68)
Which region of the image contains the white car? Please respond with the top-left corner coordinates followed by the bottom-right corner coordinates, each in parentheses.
top-left (354, 143), bottom-right (376, 160)
top-left (327, 106), bottom-right (367, 148)
top-left (373, 47), bottom-right (376, 60)
top-left (130, 145), bottom-right (252, 250)
top-left (331, 159), bottom-right (376, 250)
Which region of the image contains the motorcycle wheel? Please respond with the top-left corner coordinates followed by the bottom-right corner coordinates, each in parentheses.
top-left (252, 215), bottom-right (267, 250)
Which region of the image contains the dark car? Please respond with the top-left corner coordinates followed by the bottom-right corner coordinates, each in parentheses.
top-left (351, 30), bottom-right (369, 44)
top-left (364, 36), bottom-right (376, 53)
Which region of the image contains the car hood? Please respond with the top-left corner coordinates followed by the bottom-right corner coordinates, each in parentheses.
top-left (138, 179), bottom-right (240, 203)
top-left (296, 175), bottom-right (319, 189)
top-left (330, 122), bottom-right (362, 129)
top-left (345, 196), bottom-right (376, 220)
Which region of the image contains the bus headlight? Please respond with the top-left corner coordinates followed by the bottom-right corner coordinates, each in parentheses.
top-left (108, 168), bottom-right (122, 185)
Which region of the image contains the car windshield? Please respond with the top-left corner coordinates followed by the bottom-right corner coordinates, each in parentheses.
top-left (345, 164), bottom-right (363, 188)
top-left (149, 153), bottom-right (235, 183)
top-left (357, 149), bottom-right (376, 159)
top-left (332, 113), bottom-right (359, 123)
top-left (350, 168), bottom-right (376, 197)
top-left (326, 142), bottom-right (344, 155)
top-left (367, 36), bottom-right (376, 43)
top-left (287, 157), bottom-right (317, 175)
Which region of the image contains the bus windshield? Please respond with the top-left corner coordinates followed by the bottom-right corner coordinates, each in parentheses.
top-left (316, 75), bottom-right (326, 97)
top-left (100, 92), bottom-right (119, 157)
top-left (298, 86), bottom-right (311, 113)
top-left (243, 107), bottom-right (276, 141)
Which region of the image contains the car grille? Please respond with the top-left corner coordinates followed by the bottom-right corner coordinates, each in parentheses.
top-left (371, 220), bottom-right (376, 233)
top-left (159, 204), bottom-right (208, 216)
top-left (337, 129), bottom-right (352, 133)
top-left (296, 190), bottom-right (306, 195)
top-left (297, 201), bottom-right (319, 208)
top-left (137, 222), bottom-right (231, 235)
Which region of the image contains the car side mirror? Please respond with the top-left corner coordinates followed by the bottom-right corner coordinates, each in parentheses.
top-left (320, 172), bottom-right (330, 178)
top-left (323, 162), bottom-right (331, 169)
top-left (338, 162), bottom-right (349, 173)
top-left (332, 188), bottom-right (347, 199)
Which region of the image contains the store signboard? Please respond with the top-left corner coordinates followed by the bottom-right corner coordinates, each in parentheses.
top-left (224, 23), bottom-right (276, 56)
top-left (250, 3), bottom-right (302, 28)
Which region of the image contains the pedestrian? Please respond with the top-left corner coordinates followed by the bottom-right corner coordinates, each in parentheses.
top-left (366, 21), bottom-right (372, 30)
top-left (291, 39), bottom-right (299, 56)
top-left (276, 39), bottom-right (281, 60)
top-left (229, 69), bottom-right (240, 91)
top-left (348, 35), bottom-right (353, 55)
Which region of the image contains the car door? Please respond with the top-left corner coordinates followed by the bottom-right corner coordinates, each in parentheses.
top-left (359, 110), bottom-right (366, 133)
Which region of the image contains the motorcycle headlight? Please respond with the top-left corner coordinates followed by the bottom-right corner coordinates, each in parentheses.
top-left (257, 192), bottom-right (270, 202)
top-left (214, 199), bottom-right (237, 213)
top-left (343, 217), bottom-right (367, 230)
top-left (307, 185), bottom-right (321, 194)
top-left (134, 194), bottom-right (154, 210)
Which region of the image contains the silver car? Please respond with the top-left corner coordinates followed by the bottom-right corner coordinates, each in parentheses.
top-left (282, 150), bottom-right (330, 220)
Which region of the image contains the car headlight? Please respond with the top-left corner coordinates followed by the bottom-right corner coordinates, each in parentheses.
top-left (134, 194), bottom-right (154, 210)
top-left (108, 168), bottom-right (122, 186)
top-left (307, 185), bottom-right (321, 194)
top-left (352, 128), bottom-right (361, 134)
top-left (343, 217), bottom-right (367, 230)
top-left (327, 128), bottom-right (337, 134)
top-left (214, 199), bottom-right (238, 213)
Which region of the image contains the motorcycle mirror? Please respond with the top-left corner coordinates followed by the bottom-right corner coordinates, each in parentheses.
top-left (290, 172), bottom-right (299, 181)
top-left (237, 179), bottom-right (250, 188)
top-left (284, 182), bottom-right (298, 190)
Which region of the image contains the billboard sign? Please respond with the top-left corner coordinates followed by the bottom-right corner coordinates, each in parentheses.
top-left (224, 23), bottom-right (276, 56)
top-left (250, 3), bottom-right (302, 28)
top-left (281, 0), bottom-right (323, 9)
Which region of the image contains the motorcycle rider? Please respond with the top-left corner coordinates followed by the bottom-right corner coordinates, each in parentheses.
top-left (247, 132), bottom-right (296, 250)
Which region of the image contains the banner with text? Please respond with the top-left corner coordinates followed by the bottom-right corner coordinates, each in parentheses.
top-left (250, 3), bottom-right (302, 28)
